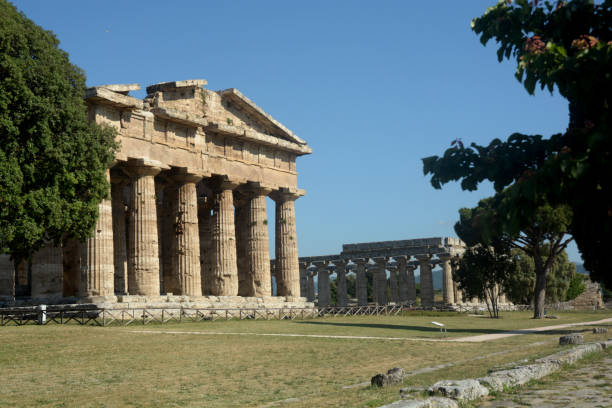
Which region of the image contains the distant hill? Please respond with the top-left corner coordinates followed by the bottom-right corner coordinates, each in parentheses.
top-left (574, 263), bottom-right (589, 275)
top-left (415, 269), bottom-right (443, 291)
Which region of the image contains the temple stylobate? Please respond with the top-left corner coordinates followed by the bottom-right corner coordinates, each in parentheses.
top-left (0, 80), bottom-right (312, 308)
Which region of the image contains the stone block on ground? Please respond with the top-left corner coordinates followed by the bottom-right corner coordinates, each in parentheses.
top-left (477, 362), bottom-right (558, 392)
top-left (537, 343), bottom-right (603, 365)
top-left (428, 379), bottom-right (488, 400)
top-left (593, 327), bottom-right (608, 334)
top-left (372, 367), bottom-right (406, 388)
top-left (379, 397), bottom-right (458, 408)
top-left (559, 334), bottom-right (584, 345)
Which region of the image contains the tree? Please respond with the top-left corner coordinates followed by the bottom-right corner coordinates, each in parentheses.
top-left (422, 1), bottom-right (612, 287)
top-left (506, 248), bottom-right (577, 304)
top-left (565, 272), bottom-right (586, 300)
top-left (453, 243), bottom-right (516, 318)
top-left (0, 1), bottom-right (116, 263)
top-left (455, 197), bottom-right (572, 318)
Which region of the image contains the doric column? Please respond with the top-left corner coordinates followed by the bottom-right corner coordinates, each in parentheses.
top-left (198, 196), bottom-right (213, 295)
top-left (299, 262), bottom-right (308, 298)
top-left (157, 178), bottom-right (173, 294)
top-left (373, 257), bottom-right (388, 305)
top-left (306, 267), bottom-right (316, 301)
top-left (315, 262), bottom-right (331, 307)
top-left (354, 259), bottom-right (368, 306)
top-left (62, 239), bottom-right (80, 297)
top-left (31, 243), bottom-right (63, 300)
top-left (439, 254), bottom-right (454, 305)
top-left (397, 256), bottom-right (409, 303)
top-left (242, 184), bottom-right (273, 297)
top-left (387, 261), bottom-right (399, 304)
top-left (334, 260), bottom-right (348, 307)
top-left (270, 188), bottom-right (304, 297)
top-left (416, 254), bottom-right (433, 308)
top-left (168, 169), bottom-right (203, 296)
top-left (111, 175), bottom-right (129, 295)
top-left (209, 176), bottom-right (242, 296)
top-left (406, 263), bottom-right (417, 303)
top-left (234, 191), bottom-right (249, 296)
top-left (454, 281), bottom-right (463, 304)
top-left (0, 255), bottom-right (15, 300)
top-left (80, 169), bottom-right (115, 298)
top-left (124, 158), bottom-right (166, 296)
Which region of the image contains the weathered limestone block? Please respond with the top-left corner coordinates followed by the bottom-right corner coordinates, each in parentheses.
top-left (429, 379), bottom-right (489, 400)
top-left (125, 159), bottom-right (165, 296)
top-left (416, 255), bottom-right (433, 308)
top-left (80, 186), bottom-right (115, 298)
top-left (31, 243), bottom-right (63, 300)
top-left (209, 178), bottom-right (240, 296)
top-left (593, 327), bottom-right (608, 334)
top-left (0, 254), bottom-right (15, 299)
top-left (438, 255), bottom-right (454, 305)
top-left (335, 261), bottom-right (348, 307)
top-left (244, 185), bottom-right (273, 297)
top-left (355, 260), bottom-right (368, 306)
top-left (559, 334), bottom-right (584, 345)
top-left (371, 367), bottom-right (405, 388)
top-left (379, 397), bottom-right (458, 408)
top-left (271, 189), bottom-right (303, 297)
top-left (111, 178), bottom-right (128, 295)
top-left (169, 171), bottom-right (203, 296)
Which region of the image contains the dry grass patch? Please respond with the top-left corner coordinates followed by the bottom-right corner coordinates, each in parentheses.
top-left (0, 310), bottom-right (609, 407)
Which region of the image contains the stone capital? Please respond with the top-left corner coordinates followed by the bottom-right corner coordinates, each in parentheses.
top-left (122, 157), bottom-right (169, 178)
top-left (437, 253), bottom-right (453, 262)
top-left (167, 167), bottom-right (208, 184)
top-left (208, 175), bottom-right (245, 192)
top-left (239, 182), bottom-right (274, 198)
top-left (110, 168), bottom-right (130, 186)
top-left (269, 187), bottom-right (305, 203)
top-left (415, 254), bottom-right (432, 262)
top-left (350, 258), bottom-right (368, 265)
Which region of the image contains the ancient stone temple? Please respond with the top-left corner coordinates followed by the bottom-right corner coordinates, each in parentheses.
top-left (0, 80), bottom-right (312, 309)
top-left (298, 237), bottom-right (471, 308)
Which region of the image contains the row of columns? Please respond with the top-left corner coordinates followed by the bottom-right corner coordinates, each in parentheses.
top-left (299, 255), bottom-right (465, 308)
top-left (0, 158), bottom-right (304, 302)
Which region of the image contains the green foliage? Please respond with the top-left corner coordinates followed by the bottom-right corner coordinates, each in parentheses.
top-left (423, 0), bottom-right (612, 287)
top-left (453, 242), bottom-right (516, 318)
top-left (506, 248), bottom-right (576, 304)
top-left (566, 273), bottom-right (586, 300)
top-left (0, 1), bottom-right (117, 261)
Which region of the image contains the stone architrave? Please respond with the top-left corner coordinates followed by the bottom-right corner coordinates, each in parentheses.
top-left (209, 177), bottom-right (242, 296)
top-left (373, 258), bottom-right (388, 305)
top-left (198, 196), bottom-right (213, 295)
top-left (334, 261), bottom-right (348, 307)
top-left (406, 264), bottom-right (417, 303)
top-left (124, 158), bottom-right (166, 296)
top-left (354, 259), bottom-right (368, 306)
top-left (0, 254), bottom-right (15, 300)
top-left (316, 262), bottom-right (331, 307)
top-left (80, 169), bottom-right (115, 298)
top-left (388, 265), bottom-right (399, 304)
top-left (416, 254), bottom-right (433, 308)
top-left (31, 243), bottom-right (63, 300)
top-left (271, 188), bottom-right (303, 297)
top-left (111, 176), bottom-right (129, 295)
top-left (168, 169), bottom-right (203, 296)
top-left (242, 184), bottom-right (273, 297)
top-left (438, 254), bottom-right (455, 305)
top-left (397, 256), bottom-right (409, 303)
top-left (299, 262), bottom-right (308, 298)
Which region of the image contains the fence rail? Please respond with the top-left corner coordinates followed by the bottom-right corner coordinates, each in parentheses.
top-left (0, 303), bottom-right (531, 327)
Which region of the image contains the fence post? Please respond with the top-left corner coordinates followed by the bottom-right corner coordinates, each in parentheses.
top-left (37, 305), bottom-right (47, 325)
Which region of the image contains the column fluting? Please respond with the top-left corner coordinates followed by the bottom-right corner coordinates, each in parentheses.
top-left (31, 243), bottom-right (63, 300)
top-left (416, 254), bottom-right (433, 308)
top-left (111, 178), bottom-right (128, 295)
top-left (243, 185), bottom-right (273, 297)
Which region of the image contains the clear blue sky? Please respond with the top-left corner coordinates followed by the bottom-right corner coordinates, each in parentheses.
top-left (12, 1), bottom-right (581, 262)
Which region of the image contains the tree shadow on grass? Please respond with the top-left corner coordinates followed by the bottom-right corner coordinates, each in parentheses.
top-left (294, 321), bottom-right (592, 336)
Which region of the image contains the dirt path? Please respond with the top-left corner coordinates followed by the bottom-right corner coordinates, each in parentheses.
top-left (448, 317), bottom-right (612, 342)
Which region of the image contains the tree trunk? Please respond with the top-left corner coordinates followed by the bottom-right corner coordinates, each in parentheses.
top-left (533, 260), bottom-right (547, 319)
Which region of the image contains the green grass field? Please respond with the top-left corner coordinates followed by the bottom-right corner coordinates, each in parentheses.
top-left (1, 310), bottom-right (610, 407)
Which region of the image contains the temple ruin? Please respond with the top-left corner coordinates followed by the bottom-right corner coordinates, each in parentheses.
top-left (297, 237), bottom-right (479, 308)
top-left (0, 80), bottom-right (313, 309)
